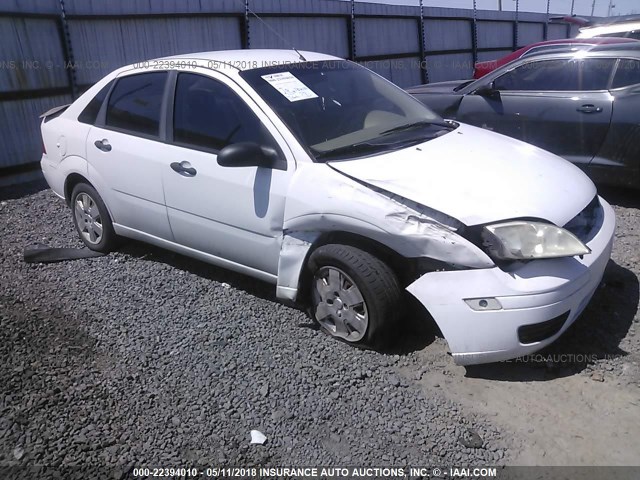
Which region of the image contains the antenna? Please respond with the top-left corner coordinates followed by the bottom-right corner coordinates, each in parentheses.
top-left (237, 0), bottom-right (308, 61)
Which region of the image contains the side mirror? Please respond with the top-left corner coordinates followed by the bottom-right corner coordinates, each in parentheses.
top-left (217, 142), bottom-right (286, 171)
top-left (474, 84), bottom-right (501, 99)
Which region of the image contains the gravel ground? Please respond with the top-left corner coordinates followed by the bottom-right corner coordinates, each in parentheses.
top-left (1, 182), bottom-right (638, 478)
top-left (1, 182), bottom-right (507, 478)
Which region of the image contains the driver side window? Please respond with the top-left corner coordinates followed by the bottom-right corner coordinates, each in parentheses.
top-left (494, 59), bottom-right (578, 91)
top-left (493, 58), bottom-right (616, 92)
top-left (172, 73), bottom-right (276, 153)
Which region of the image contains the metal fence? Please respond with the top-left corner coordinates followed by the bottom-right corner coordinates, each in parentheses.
top-left (0, 0), bottom-right (578, 176)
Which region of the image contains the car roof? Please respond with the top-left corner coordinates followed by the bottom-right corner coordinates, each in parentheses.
top-left (585, 42), bottom-right (640, 54)
top-left (520, 42), bottom-right (640, 60)
top-left (153, 49), bottom-right (340, 71)
top-left (589, 14), bottom-right (640, 27)
top-left (474, 37), bottom-right (637, 68)
top-left (578, 20), bottom-right (640, 37)
top-left (526, 37), bottom-right (634, 47)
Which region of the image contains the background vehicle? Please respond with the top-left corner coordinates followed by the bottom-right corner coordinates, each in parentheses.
top-left (407, 44), bottom-right (640, 188)
top-left (576, 14), bottom-right (640, 39)
top-left (473, 37), bottom-right (638, 78)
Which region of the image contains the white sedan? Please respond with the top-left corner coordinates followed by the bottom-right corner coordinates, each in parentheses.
top-left (40, 49), bottom-right (615, 365)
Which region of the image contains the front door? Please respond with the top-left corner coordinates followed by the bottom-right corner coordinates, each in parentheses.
top-left (456, 57), bottom-right (615, 165)
top-left (161, 70), bottom-right (294, 276)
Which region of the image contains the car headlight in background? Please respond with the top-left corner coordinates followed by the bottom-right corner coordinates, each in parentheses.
top-left (482, 221), bottom-right (591, 261)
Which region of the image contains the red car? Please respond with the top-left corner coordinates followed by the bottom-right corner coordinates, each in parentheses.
top-left (473, 37), bottom-right (638, 78)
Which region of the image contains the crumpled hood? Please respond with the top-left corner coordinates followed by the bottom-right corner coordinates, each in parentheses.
top-left (328, 123), bottom-right (596, 227)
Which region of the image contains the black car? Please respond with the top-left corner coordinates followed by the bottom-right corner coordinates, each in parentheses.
top-left (407, 43), bottom-right (640, 188)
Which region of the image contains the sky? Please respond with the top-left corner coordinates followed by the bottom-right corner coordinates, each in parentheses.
top-left (344, 0), bottom-right (639, 16)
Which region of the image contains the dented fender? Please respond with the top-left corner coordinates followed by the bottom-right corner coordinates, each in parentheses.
top-left (276, 231), bottom-right (321, 301)
top-left (275, 163), bottom-right (494, 301)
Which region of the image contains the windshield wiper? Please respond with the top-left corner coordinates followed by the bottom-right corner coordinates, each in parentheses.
top-left (313, 141), bottom-right (387, 160)
top-left (453, 80), bottom-right (475, 92)
top-left (380, 120), bottom-right (452, 136)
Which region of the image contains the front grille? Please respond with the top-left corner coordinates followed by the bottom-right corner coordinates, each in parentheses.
top-left (517, 312), bottom-right (570, 344)
top-left (564, 195), bottom-right (602, 244)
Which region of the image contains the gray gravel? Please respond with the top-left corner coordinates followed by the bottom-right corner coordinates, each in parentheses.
top-left (1, 183), bottom-right (509, 477)
top-left (2, 182), bottom-right (639, 478)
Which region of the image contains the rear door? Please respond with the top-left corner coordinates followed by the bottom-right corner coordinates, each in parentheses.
top-left (455, 57), bottom-right (616, 165)
top-left (86, 71), bottom-right (173, 240)
top-left (594, 58), bottom-right (640, 180)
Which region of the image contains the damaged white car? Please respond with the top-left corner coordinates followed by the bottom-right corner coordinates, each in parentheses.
top-left (40, 50), bottom-right (615, 365)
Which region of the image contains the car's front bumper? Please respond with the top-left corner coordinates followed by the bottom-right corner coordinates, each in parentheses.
top-left (407, 196), bottom-right (615, 366)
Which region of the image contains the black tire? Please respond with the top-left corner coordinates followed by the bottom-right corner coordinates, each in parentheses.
top-left (70, 182), bottom-right (118, 253)
top-left (308, 244), bottom-right (403, 349)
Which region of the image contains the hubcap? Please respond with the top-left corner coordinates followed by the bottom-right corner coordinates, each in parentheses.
top-left (74, 192), bottom-right (103, 245)
top-left (311, 266), bottom-right (368, 342)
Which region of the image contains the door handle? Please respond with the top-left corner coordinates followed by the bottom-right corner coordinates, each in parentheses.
top-left (170, 161), bottom-right (197, 177)
top-left (94, 139), bottom-right (112, 152)
top-left (576, 104), bottom-right (603, 114)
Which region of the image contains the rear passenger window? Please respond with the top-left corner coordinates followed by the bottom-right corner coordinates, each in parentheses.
top-left (105, 72), bottom-right (167, 137)
top-left (78, 80), bottom-right (113, 125)
top-left (612, 59), bottom-right (640, 88)
top-left (579, 59), bottom-right (617, 90)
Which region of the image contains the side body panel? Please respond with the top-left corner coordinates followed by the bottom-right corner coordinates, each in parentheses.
top-left (589, 83), bottom-right (640, 187)
top-left (275, 162), bottom-right (495, 301)
top-left (40, 114), bottom-right (93, 199)
top-left (162, 144), bottom-right (291, 275)
top-left (86, 126), bottom-right (174, 241)
top-left (161, 68), bottom-right (297, 275)
top-left (455, 91), bottom-right (614, 165)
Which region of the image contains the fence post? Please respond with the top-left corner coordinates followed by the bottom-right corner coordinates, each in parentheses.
top-left (241, 0), bottom-right (250, 49)
top-left (471, 0), bottom-right (478, 66)
top-left (544, 0), bottom-right (550, 40)
top-left (565, 0), bottom-right (572, 40)
top-left (57, 0), bottom-right (77, 98)
top-left (513, 0), bottom-right (519, 50)
top-left (418, 0), bottom-right (429, 84)
top-left (348, 0), bottom-right (356, 60)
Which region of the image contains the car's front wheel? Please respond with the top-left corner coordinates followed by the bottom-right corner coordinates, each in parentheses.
top-left (71, 183), bottom-right (118, 252)
top-left (308, 244), bottom-right (402, 348)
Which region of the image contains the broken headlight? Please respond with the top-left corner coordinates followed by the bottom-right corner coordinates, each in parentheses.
top-left (482, 221), bottom-right (590, 261)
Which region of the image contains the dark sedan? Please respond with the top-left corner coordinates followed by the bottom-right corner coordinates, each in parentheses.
top-left (407, 44), bottom-right (640, 188)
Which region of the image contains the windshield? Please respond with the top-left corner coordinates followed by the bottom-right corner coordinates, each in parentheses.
top-left (240, 60), bottom-right (452, 161)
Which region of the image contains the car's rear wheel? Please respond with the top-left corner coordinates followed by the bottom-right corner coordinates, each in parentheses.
top-left (308, 244), bottom-right (402, 348)
top-left (71, 183), bottom-right (118, 252)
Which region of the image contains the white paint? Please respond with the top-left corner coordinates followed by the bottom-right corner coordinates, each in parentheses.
top-left (329, 123), bottom-right (596, 227)
top-left (40, 49), bottom-right (616, 366)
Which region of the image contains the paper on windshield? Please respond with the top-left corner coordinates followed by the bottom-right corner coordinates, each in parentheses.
top-left (261, 72), bottom-right (318, 102)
